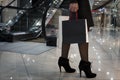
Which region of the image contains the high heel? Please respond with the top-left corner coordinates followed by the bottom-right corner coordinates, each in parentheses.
top-left (58, 65), bottom-right (62, 72)
top-left (79, 60), bottom-right (96, 78)
top-left (80, 69), bottom-right (82, 77)
top-left (58, 57), bottom-right (76, 73)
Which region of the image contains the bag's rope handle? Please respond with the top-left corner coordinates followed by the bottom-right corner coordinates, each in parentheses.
top-left (69, 12), bottom-right (78, 21)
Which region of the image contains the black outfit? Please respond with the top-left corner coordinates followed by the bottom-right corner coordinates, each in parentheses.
top-left (70, 0), bottom-right (94, 28)
top-left (58, 0), bottom-right (96, 78)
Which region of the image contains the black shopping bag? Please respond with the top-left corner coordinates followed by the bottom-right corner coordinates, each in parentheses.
top-left (62, 19), bottom-right (88, 44)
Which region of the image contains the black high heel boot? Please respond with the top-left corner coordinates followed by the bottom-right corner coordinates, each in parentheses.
top-left (79, 60), bottom-right (96, 78)
top-left (58, 57), bottom-right (76, 73)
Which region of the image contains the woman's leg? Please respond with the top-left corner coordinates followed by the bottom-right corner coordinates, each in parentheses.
top-left (58, 43), bottom-right (76, 73)
top-left (78, 43), bottom-right (88, 61)
top-left (61, 44), bottom-right (70, 58)
top-left (78, 42), bottom-right (96, 78)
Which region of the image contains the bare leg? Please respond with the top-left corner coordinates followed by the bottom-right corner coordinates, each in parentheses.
top-left (78, 43), bottom-right (89, 61)
top-left (61, 44), bottom-right (70, 58)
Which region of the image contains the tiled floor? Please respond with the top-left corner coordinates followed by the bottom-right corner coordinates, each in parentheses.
top-left (0, 28), bottom-right (120, 80)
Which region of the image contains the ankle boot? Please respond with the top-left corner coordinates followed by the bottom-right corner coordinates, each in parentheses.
top-left (79, 60), bottom-right (96, 78)
top-left (58, 57), bottom-right (76, 73)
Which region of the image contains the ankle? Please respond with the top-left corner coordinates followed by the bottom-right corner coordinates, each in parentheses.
top-left (61, 55), bottom-right (68, 59)
top-left (81, 59), bottom-right (89, 62)
top-left (60, 57), bottom-right (68, 59)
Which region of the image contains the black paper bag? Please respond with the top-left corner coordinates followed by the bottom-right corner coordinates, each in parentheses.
top-left (62, 19), bottom-right (87, 44)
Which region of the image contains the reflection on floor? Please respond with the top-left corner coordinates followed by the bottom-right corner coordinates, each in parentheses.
top-left (0, 28), bottom-right (120, 80)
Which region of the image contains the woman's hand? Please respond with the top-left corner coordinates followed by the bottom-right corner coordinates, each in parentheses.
top-left (69, 3), bottom-right (79, 12)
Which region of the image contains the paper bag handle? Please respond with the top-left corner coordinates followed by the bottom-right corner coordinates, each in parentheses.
top-left (69, 12), bottom-right (78, 21)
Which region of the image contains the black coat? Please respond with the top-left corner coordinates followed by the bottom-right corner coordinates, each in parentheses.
top-left (70, 0), bottom-right (94, 27)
